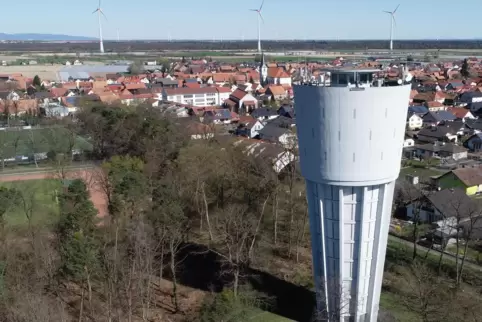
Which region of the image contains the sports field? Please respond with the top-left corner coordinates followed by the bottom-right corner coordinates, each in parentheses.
top-left (0, 168), bottom-right (107, 229)
top-left (0, 127), bottom-right (92, 159)
top-left (0, 179), bottom-right (61, 229)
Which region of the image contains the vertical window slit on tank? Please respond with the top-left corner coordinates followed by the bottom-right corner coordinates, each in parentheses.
top-left (381, 152), bottom-right (384, 160)
top-left (324, 151), bottom-right (327, 161)
top-left (393, 128), bottom-right (396, 138)
top-left (322, 108), bottom-right (325, 118)
top-left (338, 131), bottom-right (341, 141)
top-left (312, 128), bottom-right (315, 138)
top-left (304, 148), bottom-right (307, 157)
top-left (353, 153), bottom-right (356, 162)
top-left (385, 108), bottom-right (388, 118)
top-left (369, 130), bottom-right (372, 140)
top-left (353, 109), bottom-right (356, 119)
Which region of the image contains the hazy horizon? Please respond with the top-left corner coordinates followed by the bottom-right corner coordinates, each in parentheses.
top-left (1, 0), bottom-right (481, 41)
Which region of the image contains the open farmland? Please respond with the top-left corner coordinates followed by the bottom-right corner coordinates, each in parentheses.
top-left (0, 127), bottom-right (92, 159)
top-left (0, 64), bottom-right (64, 80)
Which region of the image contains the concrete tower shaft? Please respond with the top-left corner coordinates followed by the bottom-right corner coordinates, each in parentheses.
top-left (294, 72), bottom-right (411, 322)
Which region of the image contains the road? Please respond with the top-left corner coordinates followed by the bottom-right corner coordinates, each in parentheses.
top-left (388, 235), bottom-right (482, 272)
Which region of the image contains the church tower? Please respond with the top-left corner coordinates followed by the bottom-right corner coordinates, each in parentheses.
top-left (259, 52), bottom-right (268, 86)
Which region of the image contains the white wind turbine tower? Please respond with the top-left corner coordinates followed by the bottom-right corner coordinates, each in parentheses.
top-left (383, 4), bottom-right (400, 53)
top-left (250, 0), bottom-right (265, 54)
top-left (92, 0), bottom-right (107, 53)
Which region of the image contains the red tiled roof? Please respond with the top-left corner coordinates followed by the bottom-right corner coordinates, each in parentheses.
top-left (230, 89), bottom-right (247, 100)
top-left (267, 67), bottom-right (290, 79)
top-left (446, 107), bottom-right (470, 118)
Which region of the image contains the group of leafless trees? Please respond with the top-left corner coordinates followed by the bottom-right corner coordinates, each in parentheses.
top-left (0, 102), bottom-right (311, 322)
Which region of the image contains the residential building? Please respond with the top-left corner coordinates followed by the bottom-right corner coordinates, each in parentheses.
top-left (266, 85), bottom-right (288, 100)
top-left (162, 87), bottom-right (231, 107)
top-left (446, 107), bottom-right (476, 122)
top-left (224, 89), bottom-right (258, 114)
top-left (422, 111), bottom-right (457, 126)
top-left (464, 133), bottom-right (482, 151)
top-left (413, 142), bottom-right (467, 161)
top-left (251, 108), bottom-right (278, 122)
top-left (417, 125), bottom-right (458, 143)
top-left (267, 67), bottom-right (292, 86)
top-left (437, 167), bottom-right (482, 195)
top-left (406, 188), bottom-right (474, 223)
top-left (407, 113), bottom-right (423, 130)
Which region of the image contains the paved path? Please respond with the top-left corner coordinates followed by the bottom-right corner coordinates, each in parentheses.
top-left (388, 235), bottom-right (482, 272)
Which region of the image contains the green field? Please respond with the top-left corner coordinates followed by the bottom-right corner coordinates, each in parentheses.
top-left (399, 166), bottom-right (446, 181)
top-left (1, 179), bottom-right (61, 229)
top-left (0, 127), bottom-right (92, 158)
top-left (247, 309), bottom-right (295, 321)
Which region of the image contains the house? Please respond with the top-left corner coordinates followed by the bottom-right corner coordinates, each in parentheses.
top-left (225, 89), bottom-right (258, 114)
top-left (459, 92), bottom-right (482, 113)
top-left (0, 90), bottom-right (20, 101)
top-left (251, 108), bottom-right (278, 122)
top-left (406, 188), bottom-right (476, 224)
top-left (408, 105), bottom-right (429, 116)
top-left (258, 123), bottom-right (295, 146)
top-left (416, 126), bottom-right (458, 143)
top-left (237, 118), bottom-right (265, 138)
top-left (407, 113), bottom-right (423, 130)
top-left (265, 85), bottom-right (287, 101)
top-left (162, 87), bottom-right (230, 107)
top-left (413, 142), bottom-right (468, 161)
top-left (232, 138), bottom-right (296, 174)
top-left (446, 107), bottom-right (475, 122)
top-left (155, 78), bottom-right (179, 89)
top-left (437, 167), bottom-right (482, 196)
top-left (266, 115), bottom-right (296, 128)
top-left (202, 109), bottom-right (232, 124)
top-left (278, 105), bottom-right (295, 118)
top-left (267, 67), bottom-right (292, 86)
top-left (422, 111), bottom-right (457, 126)
top-left (403, 134), bottom-right (415, 148)
top-left (464, 133), bottom-right (482, 151)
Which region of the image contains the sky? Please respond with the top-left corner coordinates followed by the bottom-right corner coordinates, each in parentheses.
top-left (2, 0), bottom-right (481, 40)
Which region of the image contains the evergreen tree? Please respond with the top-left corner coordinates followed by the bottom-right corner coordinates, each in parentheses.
top-left (32, 75), bottom-right (41, 87)
top-left (461, 59), bottom-right (470, 78)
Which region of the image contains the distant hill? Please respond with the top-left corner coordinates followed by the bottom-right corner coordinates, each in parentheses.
top-left (0, 33), bottom-right (96, 41)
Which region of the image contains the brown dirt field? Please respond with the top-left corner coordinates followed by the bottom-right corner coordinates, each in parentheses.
top-left (0, 168), bottom-right (108, 219)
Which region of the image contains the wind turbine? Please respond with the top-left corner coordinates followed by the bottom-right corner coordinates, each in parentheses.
top-left (92, 0), bottom-right (107, 53)
top-left (250, 0), bottom-right (265, 54)
top-left (383, 4), bottom-right (399, 53)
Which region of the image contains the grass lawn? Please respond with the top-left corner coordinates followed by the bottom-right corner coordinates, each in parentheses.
top-left (380, 292), bottom-right (420, 322)
top-left (247, 309), bottom-right (295, 321)
top-left (399, 167), bottom-right (446, 180)
top-left (1, 179), bottom-right (61, 229)
top-left (0, 126), bottom-right (92, 158)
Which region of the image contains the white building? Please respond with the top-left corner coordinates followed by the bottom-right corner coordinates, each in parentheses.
top-left (406, 113), bottom-right (422, 130)
top-left (162, 87), bottom-right (231, 106)
top-left (293, 68), bottom-right (411, 322)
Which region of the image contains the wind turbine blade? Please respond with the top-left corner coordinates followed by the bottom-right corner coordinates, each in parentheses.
top-left (92, 9), bottom-right (99, 14)
top-left (392, 15), bottom-right (397, 26)
top-left (99, 0), bottom-right (102, 7)
top-left (382, 10), bottom-right (391, 14)
top-left (393, 4), bottom-right (400, 14)
top-left (249, 9), bottom-right (258, 11)
top-left (259, 0), bottom-right (265, 11)
top-left (100, 9), bottom-right (108, 21)
top-left (259, 12), bottom-right (265, 24)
